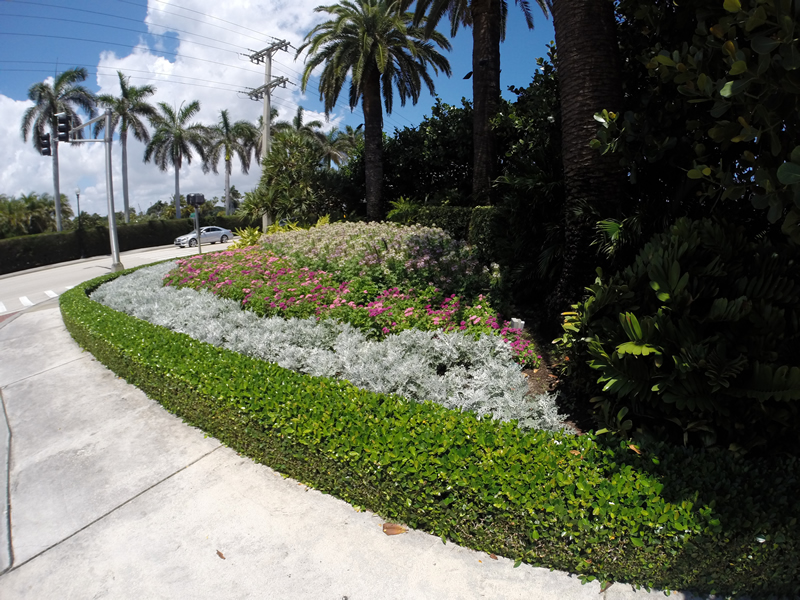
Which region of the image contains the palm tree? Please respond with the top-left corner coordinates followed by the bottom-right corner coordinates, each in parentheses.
top-left (0, 195), bottom-right (28, 238)
top-left (94, 71), bottom-right (158, 224)
top-left (207, 109), bottom-right (259, 215)
top-left (298, 0), bottom-right (451, 221)
top-left (412, 0), bottom-right (548, 203)
top-left (545, 0), bottom-right (623, 318)
top-left (20, 67), bottom-right (96, 231)
top-left (318, 128), bottom-right (350, 168)
top-left (274, 106), bottom-right (327, 144)
top-left (144, 101), bottom-right (210, 219)
top-left (19, 192), bottom-right (74, 234)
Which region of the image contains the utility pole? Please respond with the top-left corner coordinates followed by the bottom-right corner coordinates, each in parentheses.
top-left (245, 40), bottom-right (291, 159)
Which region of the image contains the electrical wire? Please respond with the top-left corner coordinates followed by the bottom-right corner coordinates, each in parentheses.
top-left (0, 31), bottom-right (266, 76)
top-left (2, 1), bottom-right (254, 51)
top-left (112, 0), bottom-right (270, 43)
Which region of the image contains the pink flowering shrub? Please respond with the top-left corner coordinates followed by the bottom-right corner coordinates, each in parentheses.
top-left (163, 240), bottom-right (541, 369)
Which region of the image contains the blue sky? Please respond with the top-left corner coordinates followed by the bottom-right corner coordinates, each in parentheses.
top-left (0, 0), bottom-right (554, 216)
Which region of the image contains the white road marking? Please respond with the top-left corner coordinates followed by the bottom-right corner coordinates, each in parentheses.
top-left (45, 290), bottom-right (58, 298)
top-left (20, 296), bottom-right (34, 307)
top-left (0, 301), bottom-right (6, 314)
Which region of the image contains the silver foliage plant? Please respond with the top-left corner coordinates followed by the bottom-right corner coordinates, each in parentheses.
top-left (91, 262), bottom-right (567, 432)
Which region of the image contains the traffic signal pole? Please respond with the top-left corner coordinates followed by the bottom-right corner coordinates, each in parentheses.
top-left (61, 109), bottom-right (124, 272)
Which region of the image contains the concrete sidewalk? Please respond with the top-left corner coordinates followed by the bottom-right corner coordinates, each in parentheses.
top-left (0, 302), bottom-right (708, 599)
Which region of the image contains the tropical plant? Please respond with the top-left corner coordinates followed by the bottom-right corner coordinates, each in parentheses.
top-left (229, 226), bottom-right (263, 248)
top-left (206, 109), bottom-right (259, 215)
top-left (412, 0), bottom-right (548, 202)
top-left (94, 71), bottom-right (158, 224)
top-left (297, 0), bottom-right (452, 221)
top-left (554, 217), bottom-right (800, 454)
top-left (143, 100), bottom-right (210, 219)
top-left (20, 67), bottom-right (96, 231)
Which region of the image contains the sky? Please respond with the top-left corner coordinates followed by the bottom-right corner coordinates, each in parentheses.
top-left (0, 0), bottom-right (554, 217)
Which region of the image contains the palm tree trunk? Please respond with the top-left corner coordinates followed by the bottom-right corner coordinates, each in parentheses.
top-left (549, 0), bottom-right (624, 317)
top-left (174, 163), bottom-right (181, 219)
top-left (362, 69), bottom-right (384, 221)
top-left (225, 158), bottom-right (232, 216)
top-left (121, 130), bottom-right (130, 224)
top-left (471, 0), bottom-right (502, 205)
top-left (52, 135), bottom-right (63, 232)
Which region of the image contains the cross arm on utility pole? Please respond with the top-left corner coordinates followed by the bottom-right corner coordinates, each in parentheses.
top-left (245, 76), bottom-right (290, 101)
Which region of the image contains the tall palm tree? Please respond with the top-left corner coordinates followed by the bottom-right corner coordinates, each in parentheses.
top-left (94, 71), bottom-right (158, 224)
top-left (298, 0), bottom-right (451, 221)
top-left (207, 109), bottom-right (259, 215)
top-left (144, 101), bottom-right (210, 219)
top-left (274, 106), bottom-right (327, 144)
top-left (20, 67), bottom-right (96, 231)
top-left (19, 192), bottom-right (74, 234)
top-left (412, 0), bottom-right (548, 203)
top-left (548, 0), bottom-right (623, 314)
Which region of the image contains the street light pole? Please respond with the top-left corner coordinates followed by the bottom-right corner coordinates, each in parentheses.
top-left (75, 187), bottom-right (84, 259)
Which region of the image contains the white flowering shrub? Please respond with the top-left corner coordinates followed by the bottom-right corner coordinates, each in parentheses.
top-left (92, 262), bottom-right (566, 432)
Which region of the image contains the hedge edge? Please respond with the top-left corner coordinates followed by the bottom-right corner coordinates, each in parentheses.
top-left (59, 269), bottom-right (800, 598)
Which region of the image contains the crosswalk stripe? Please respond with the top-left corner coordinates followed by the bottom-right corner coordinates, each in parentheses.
top-left (20, 296), bottom-right (33, 307)
top-left (0, 301), bottom-right (6, 314)
top-left (45, 290), bottom-right (58, 298)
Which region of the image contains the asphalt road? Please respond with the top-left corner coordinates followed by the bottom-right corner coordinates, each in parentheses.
top-left (0, 240), bottom-right (235, 317)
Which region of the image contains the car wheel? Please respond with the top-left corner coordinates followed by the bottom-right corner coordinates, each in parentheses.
top-left (220, 235), bottom-right (228, 243)
top-left (189, 239), bottom-right (197, 247)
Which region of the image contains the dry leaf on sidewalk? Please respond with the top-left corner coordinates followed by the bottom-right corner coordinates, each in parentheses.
top-left (382, 523), bottom-right (408, 535)
top-left (216, 550), bottom-right (226, 559)
top-left (489, 553), bottom-right (498, 560)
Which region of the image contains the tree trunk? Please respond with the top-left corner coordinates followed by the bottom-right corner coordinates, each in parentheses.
top-left (549, 0), bottom-right (624, 317)
top-left (52, 131), bottom-right (63, 232)
top-left (174, 160), bottom-right (181, 219)
top-left (121, 129), bottom-right (130, 224)
top-left (362, 69), bottom-right (384, 221)
top-left (471, 0), bottom-right (501, 205)
top-left (225, 158), bottom-right (232, 216)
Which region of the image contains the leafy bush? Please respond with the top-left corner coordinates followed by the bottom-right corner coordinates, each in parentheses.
top-left (94, 262), bottom-right (558, 428)
top-left (259, 221), bottom-right (484, 298)
top-left (229, 226), bottom-right (262, 249)
top-left (61, 270), bottom-right (800, 596)
top-left (555, 217), bottom-right (800, 452)
top-left (413, 206), bottom-right (472, 241)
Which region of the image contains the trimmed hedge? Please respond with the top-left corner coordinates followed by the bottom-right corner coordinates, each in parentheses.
top-left (414, 206), bottom-right (473, 240)
top-left (60, 269), bottom-right (800, 598)
top-left (0, 215), bottom-right (258, 275)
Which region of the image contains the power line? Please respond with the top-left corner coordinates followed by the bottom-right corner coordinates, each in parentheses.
top-left (2, 1), bottom-right (253, 51)
top-left (112, 0), bottom-right (271, 43)
top-left (0, 31), bottom-right (265, 76)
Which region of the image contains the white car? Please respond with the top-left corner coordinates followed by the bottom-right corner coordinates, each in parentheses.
top-left (174, 226), bottom-right (232, 248)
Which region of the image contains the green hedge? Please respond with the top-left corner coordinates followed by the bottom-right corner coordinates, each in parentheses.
top-left (59, 271), bottom-right (800, 598)
top-left (414, 206), bottom-right (473, 240)
top-left (0, 215), bottom-right (258, 275)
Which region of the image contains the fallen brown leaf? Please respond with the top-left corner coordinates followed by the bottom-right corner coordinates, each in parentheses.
top-left (216, 550), bottom-right (226, 560)
top-left (489, 553), bottom-right (498, 560)
top-left (628, 444), bottom-right (642, 455)
top-left (382, 523), bottom-right (408, 536)
top-left (569, 450), bottom-right (580, 456)
top-left (548, 374), bottom-right (558, 379)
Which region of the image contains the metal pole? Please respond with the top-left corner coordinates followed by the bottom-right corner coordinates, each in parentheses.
top-left (75, 188), bottom-right (84, 259)
top-left (104, 109), bottom-right (124, 272)
top-left (195, 209), bottom-right (202, 255)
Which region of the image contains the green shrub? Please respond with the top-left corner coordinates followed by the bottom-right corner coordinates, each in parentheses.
top-left (413, 206), bottom-right (472, 240)
top-left (468, 206), bottom-right (504, 265)
top-left (60, 269), bottom-right (800, 597)
top-left (554, 217), bottom-right (800, 452)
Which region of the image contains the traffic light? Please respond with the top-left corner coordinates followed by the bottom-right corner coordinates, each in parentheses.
top-left (187, 193), bottom-right (206, 207)
top-left (56, 114), bottom-right (71, 142)
top-left (40, 133), bottom-right (51, 156)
